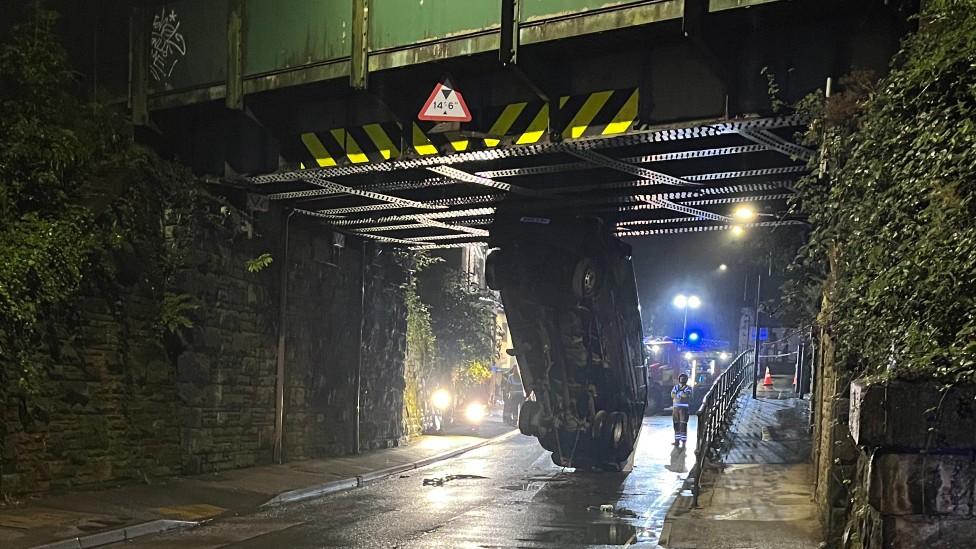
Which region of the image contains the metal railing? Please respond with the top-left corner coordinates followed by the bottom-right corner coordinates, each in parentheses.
top-left (691, 350), bottom-right (753, 506)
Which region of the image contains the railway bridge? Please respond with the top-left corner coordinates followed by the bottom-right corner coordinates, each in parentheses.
top-left (133, 0), bottom-right (912, 246)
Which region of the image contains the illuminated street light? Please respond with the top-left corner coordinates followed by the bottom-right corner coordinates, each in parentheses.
top-left (683, 352), bottom-right (693, 360)
top-left (720, 352), bottom-right (730, 361)
top-left (687, 332), bottom-right (700, 342)
top-left (731, 225), bottom-right (745, 237)
top-left (733, 205), bottom-right (756, 221)
top-left (651, 344), bottom-right (660, 354)
top-left (673, 294), bottom-right (701, 343)
top-left (719, 264), bottom-right (728, 271)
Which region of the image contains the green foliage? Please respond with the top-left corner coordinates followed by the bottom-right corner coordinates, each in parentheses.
top-left (431, 269), bottom-right (499, 374)
top-left (0, 7), bottom-right (224, 403)
top-left (405, 280), bottom-right (436, 376)
top-left (787, 2), bottom-right (976, 383)
top-left (455, 360), bottom-right (492, 390)
top-left (246, 253), bottom-right (274, 273)
top-left (761, 66), bottom-right (787, 113)
top-left (158, 293), bottom-right (200, 334)
top-left (401, 251), bottom-right (440, 382)
top-left (399, 252), bottom-right (498, 396)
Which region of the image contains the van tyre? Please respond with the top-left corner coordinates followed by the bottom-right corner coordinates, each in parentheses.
top-left (607, 412), bottom-right (627, 449)
top-left (591, 410), bottom-right (608, 439)
top-left (572, 258), bottom-right (600, 298)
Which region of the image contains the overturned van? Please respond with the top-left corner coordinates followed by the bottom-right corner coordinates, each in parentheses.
top-left (487, 214), bottom-right (647, 470)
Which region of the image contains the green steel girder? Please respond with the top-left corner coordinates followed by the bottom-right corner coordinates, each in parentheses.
top-left (138, 0), bottom-right (780, 110)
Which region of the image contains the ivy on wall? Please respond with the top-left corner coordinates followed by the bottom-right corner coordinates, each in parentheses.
top-left (431, 269), bottom-right (498, 392)
top-left (0, 7), bottom-right (226, 412)
top-left (399, 251), bottom-right (499, 427)
top-left (786, 0), bottom-right (976, 384)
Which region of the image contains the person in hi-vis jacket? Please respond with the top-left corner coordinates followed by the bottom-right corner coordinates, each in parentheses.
top-left (671, 374), bottom-right (692, 448)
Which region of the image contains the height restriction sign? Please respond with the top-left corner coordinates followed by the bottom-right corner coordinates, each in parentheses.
top-left (418, 77), bottom-right (472, 122)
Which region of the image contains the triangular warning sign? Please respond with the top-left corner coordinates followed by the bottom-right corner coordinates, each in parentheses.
top-left (418, 78), bottom-right (472, 122)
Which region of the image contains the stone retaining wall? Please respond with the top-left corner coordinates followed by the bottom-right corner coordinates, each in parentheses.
top-left (1, 206), bottom-right (412, 496)
top-left (811, 328), bottom-right (858, 542)
top-left (847, 380), bottom-right (976, 548)
top-left (1, 293), bottom-right (182, 493)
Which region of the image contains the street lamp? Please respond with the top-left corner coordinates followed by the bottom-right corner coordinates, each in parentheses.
top-left (673, 293), bottom-right (701, 343)
top-left (733, 205), bottom-right (756, 221)
top-left (730, 225), bottom-right (746, 238)
top-left (719, 263), bottom-right (728, 271)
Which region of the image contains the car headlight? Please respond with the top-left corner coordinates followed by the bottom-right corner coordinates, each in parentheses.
top-left (464, 402), bottom-right (486, 423)
top-left (432, 389), bottom-right (451, 411)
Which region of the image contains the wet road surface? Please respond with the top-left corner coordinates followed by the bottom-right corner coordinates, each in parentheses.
top-left (129, 416), bottom-right (696, 548)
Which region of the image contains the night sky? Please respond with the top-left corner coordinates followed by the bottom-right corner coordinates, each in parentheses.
top-left (627, 231), bottom-right (758, 347)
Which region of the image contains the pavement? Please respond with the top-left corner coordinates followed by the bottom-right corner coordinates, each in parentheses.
top-left (661, 375), bottom-right (823, 549)
top-left (0, 415), bottom-right (516, 549)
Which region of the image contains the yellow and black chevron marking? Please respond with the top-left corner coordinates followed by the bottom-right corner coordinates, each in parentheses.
top-left (477, 88), bottom-right (638, 146)
top-left (411, 121), bottom-right (477, 155)
top-left (290, 89), bottom-right (637, 169)
top-left (558, 88), bottom-right (638, 140)
top-left (293, 122), bottom-right (403, 169)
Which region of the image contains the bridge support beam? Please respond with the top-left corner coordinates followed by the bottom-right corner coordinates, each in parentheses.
top-left (226, 0), bottom-right (244, 110)
top-left (351, 0), bottom-right (370, 89)
top-left (500, 0), bottom-right (521, 66)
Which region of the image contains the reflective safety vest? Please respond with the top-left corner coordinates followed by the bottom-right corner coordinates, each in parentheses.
top-left (672, 384), bottom-right (693, 407)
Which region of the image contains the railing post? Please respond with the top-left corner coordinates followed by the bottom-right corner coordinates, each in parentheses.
top-left (691, 351), bottom-right (752, 509)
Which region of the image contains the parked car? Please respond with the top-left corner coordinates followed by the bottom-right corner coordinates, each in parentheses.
top-left (487, 213), bottom-right (647, 470)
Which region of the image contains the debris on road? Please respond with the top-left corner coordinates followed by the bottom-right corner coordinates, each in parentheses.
top-left (586, 504), bottom-right (637, 518)
top-left (422, 474), bottom-right (487, 486)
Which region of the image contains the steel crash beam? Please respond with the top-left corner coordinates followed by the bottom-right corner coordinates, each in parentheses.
top-left (427, 166), bottom-right (549, 197)
top-left (244, 115), bottom-right (810, 244)
top-left (249, 115), bottom-right (806, 185)
top-left (641, 197), bottom-right (732, 222)
top-left (738, 128), bottom-right (815, 161)
top-left (617, 219), bottom-right (807, 237)
top-left (302, 176), bottom-right (445, 211)
top-left (566, 149), bottom-right (701, 187)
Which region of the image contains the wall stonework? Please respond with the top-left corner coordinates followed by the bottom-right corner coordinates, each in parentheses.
top-left (1, 207), bottom-right (411, 496)
top-left (845, 380), bottom-right (976, 549)
top-left (814, 379), bottom-right (976, 548)
top-left (173, 214), bottom-right (281, 475)
top-left (359, 249), bottom-right (409, 450)
top-left (280, 220), bottom-right (362, 460)
top-left (2, 293), bottom-right (182, 494)
top-left (811, 327), bottom-right (857, 543)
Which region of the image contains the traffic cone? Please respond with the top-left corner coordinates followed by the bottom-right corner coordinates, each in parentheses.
top-left (762, 366), bottom-right (774, 386)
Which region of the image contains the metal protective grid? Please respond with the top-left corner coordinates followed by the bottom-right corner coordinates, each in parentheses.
top-left (246, 115), bottom-right (810, 247)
